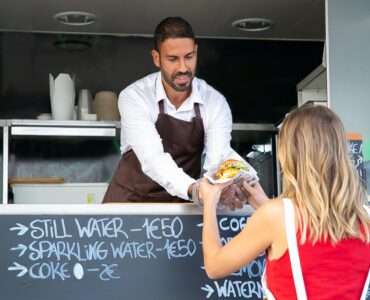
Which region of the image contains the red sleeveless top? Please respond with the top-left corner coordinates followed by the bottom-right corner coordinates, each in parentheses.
top-left (266, 229), bottom-right (370, 299)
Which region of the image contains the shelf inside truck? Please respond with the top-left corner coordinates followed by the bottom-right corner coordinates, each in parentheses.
top-left (9, 119), bottom-right (118, 137)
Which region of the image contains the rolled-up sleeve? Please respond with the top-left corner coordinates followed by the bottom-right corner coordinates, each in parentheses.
top-left (202, 92), bottom-right (242, 170)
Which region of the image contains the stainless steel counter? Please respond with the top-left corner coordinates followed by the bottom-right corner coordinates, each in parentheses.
top-left (0, 203), bottom-right (254, 216)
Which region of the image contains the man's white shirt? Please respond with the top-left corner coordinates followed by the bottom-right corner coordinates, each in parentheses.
top-left (118, 71), bottom-right (242, 200)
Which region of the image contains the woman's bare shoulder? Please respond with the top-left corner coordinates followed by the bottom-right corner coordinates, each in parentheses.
top-left (244, 198), bottom-right (286, 249)
top-left (250, 198), bottom-right (286, 229)
top-left (258, 198), bottom-right (285, 215)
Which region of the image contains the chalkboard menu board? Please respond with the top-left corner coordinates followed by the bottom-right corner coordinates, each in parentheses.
top-left (0, 214), bottom-right (265, 300)
top-left (347, 133), bottom-right (367, 183)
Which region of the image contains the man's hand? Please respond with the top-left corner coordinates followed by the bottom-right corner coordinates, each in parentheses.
top-left (188, 180), bottom-right (202, 206)
top-left (219, 183), bottom-right (244, 211)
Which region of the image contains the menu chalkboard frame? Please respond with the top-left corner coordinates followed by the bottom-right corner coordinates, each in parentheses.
top-left (0, 204), bottom-right (264, 300)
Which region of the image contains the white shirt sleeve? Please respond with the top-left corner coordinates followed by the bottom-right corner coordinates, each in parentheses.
top-left (119, 90), bottom-right (196, 201)
top-left (202, 92), bottom-right (243, 170)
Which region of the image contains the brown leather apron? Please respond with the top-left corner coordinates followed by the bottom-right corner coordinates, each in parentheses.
top-left (103, 100), bottom-right (204, 203)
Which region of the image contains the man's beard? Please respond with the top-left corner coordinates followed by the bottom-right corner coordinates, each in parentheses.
top-left (161, 69), bottom-right (194, 92)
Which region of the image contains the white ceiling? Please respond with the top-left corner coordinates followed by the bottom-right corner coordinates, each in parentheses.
top-left (0, 0), bottom-right (325, 40)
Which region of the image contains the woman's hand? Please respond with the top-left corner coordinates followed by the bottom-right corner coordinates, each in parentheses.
top-left (241, 181), bottom-right (269, 209)
top-left (199, 177), bottom-right (233, 208)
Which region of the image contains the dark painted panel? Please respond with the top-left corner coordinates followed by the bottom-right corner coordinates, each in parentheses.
top-left (0, 32), bottom-right (323, 123)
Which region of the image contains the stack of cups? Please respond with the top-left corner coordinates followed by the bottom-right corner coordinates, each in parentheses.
top-left (77, 89), bottom-right (93, 120)
top-left (93, 91), bottom-right (120, 121)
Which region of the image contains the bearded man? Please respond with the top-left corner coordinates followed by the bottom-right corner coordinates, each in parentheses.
top-left (104, 17), bottom-right (244, 209)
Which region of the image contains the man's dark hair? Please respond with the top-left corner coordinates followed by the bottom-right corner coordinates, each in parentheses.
top-left (154, 17), bottom-right (196, 51)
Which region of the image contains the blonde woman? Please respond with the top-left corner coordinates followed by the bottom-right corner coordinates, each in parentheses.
top-left (200, 105), bottom-right (370, 300)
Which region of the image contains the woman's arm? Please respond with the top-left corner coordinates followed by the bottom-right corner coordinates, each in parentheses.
top-left (200, 178), bottom-right (279, 279)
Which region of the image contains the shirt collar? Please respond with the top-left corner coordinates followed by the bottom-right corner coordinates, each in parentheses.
top-left (155, 71), bottom-right (203, 106)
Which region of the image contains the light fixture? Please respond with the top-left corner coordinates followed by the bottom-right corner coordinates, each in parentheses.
top-left (232, 18), bottom-right (274, 32)
top-left (54, 11), bottom-right (96, 26)
top-left (54, 39), bottom-right (91, 51)
top-left (53, 34), bottom-right (98, 51)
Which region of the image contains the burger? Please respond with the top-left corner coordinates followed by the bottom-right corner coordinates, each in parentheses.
top-left (215, 159), bottom-right (248, 180)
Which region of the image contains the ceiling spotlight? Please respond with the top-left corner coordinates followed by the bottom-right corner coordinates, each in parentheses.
top-left (54, 39), bottom-right (91, 51)
top-left (54, 11), bottom-right (96, 26)
top-left (232, 18), bottom-right (274, 32)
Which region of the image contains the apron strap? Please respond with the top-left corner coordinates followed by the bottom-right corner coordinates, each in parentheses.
top-left (158, 100), bottom-right (165, 114)
top-left (194, 103), bottom-right (201, 118)
top-left (360, 205), bottom-right (370, 300)
top-left (283, 198), bottom-right (308, 300)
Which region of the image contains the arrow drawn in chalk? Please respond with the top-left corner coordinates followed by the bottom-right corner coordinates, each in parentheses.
top-left (9, 223), bottom-right (29, 236)
top-left (201, 284), bottom-right (214, 298)
top-left (10, 244), bottom-right (27, 257)
top-left (8, 262), bottom-right (28, 277)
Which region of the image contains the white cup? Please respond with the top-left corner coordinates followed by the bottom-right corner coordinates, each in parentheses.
top-left (77, 89), bottom-right (93, 120)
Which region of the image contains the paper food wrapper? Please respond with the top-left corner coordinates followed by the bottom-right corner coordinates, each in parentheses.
top-left (204, 159), bottom-right (259, 185)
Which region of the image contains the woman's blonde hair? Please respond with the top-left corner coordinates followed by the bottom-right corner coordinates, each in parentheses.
top-left (278, 105), bottom-right (369, 244)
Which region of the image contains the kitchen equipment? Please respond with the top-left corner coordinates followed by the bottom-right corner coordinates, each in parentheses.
top-left (11, 182), bottom-right (108, 204)
top-left (93, 91), bottom-right (120, 121)
top-left (49, 73), bottom-right (75, 120)
top-left (77, 89), bottom-right (93, 120)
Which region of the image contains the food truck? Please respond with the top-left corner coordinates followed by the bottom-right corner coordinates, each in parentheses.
top-left (0, 0), bottom-right (369, 299)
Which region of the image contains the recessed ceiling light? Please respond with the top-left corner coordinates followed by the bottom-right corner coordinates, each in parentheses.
top-left (232, 18), bottom-right (274, 32)
top-left (54, 39), bottom-right (91, 51)
top-left (54, 11), bottom-right (96, 26)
